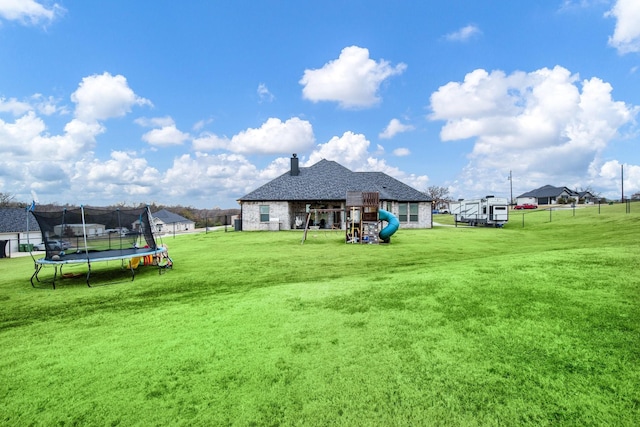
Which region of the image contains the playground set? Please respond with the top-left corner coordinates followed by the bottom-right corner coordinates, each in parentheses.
top-left (301, 191), bottom-right (399, 244)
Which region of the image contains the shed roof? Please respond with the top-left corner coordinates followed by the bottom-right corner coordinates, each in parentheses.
top-left (152, 209), bottom-right (193, 224)
top-left (0, 208), bottom-right (40, 233)
top-left (517, 185), bottom-right (578, 198)
top-left (238, 159), bottom-right (430, 202)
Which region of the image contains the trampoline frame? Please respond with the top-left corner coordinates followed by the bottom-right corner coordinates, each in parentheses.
top-left (31, 247), bottom-right (169, 289)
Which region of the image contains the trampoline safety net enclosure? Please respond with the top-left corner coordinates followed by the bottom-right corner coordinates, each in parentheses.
top-left (30, 206), bottom-right (170, 288)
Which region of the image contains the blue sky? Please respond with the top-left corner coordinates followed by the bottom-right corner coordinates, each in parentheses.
top-left (1, 0), bottom-right (639, 208)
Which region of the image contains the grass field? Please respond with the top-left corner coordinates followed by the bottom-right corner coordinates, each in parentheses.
top-left (1, 204), bottom-right (639, 425)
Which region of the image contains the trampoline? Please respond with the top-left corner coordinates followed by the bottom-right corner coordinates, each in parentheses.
top-left (29, 206), bottom-right (172, 289)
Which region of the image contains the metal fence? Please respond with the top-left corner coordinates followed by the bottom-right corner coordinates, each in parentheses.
top-left (514, 200), bottom-right (636, 227)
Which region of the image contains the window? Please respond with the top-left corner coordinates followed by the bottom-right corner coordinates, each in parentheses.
top-left (259, 205), bottom-right (269, 222)
top-left (399, 203), bottom-right (419, 222)
top-left (399, 204), bottom-right (407, 222)
top-left (409, 203), bottom-right (418, 222)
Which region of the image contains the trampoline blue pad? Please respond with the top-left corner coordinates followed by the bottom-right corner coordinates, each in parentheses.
top-left (35, 247), bottom-right (167, 265)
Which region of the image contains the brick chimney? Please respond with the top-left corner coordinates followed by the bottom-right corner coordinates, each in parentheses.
top-left (290, 153), bottom-right (299, 176)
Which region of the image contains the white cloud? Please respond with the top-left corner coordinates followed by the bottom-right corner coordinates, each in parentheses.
top-left (0, 97), bottom-right (32, 115)
top-left (0, 0), bottom-right (64, 26)
top-left (135, 116), bottom-right (175, 128)
top-left (232, 118), bottom-right (314, 154)
top-left (63, 118), bottom-right (105, 149)
top-left (606, 0), bottom-right (640, 54)
top-left (162, 153), bottom-right (263, 201)
top-left (444, 25), bottom-right (482, 42)
top-left (257, 83), bottom-right (274, 102)
top-left (32, 94), bottom-right (66, 116)
top-left (193, 117), bottom-right (315, 155)
top-left (597, 160), bottom-right (640, 197)
top-left (0, 73), bottom-right (287, 208)
top-left (379, 118), bottom-right (415, 139)
top-left (303, 131), bottom-right (428, 190)
top-left (0, 111), bottom-right (98, 161)
top-left (300, 46), bottom-right (406, 109)
top-left (0, 111), bottom-right (46, 156)
top-left (142, 125), bottom-right (190, 147)
top-left (192, 117), bottom-right (213, 132)
top-left (558, 1), bottom-right (608, 12)
top-left (429, 66), bottom-right (637, 196)
top-left (73, 151), bottom-right (162, 199)
top-left (0, 95), bottom-right (65, 116)
top-left (0, 72), bottom-right (158, 205)
top-left (305, 131), bottom-right (371, 168)
top-left (136, 116), bottom-right (190, 147)
top-left (393, 148), bottom-right (411, 156)
top-left (192, 133), bottom-right (229, 151)
top-left (71, 72), bottom-right (152, 122)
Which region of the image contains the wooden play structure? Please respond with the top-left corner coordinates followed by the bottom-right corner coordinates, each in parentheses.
top-left (300, 191), bottom-right (399, 244)
top-left (345, 191), bottom-right (382, 244)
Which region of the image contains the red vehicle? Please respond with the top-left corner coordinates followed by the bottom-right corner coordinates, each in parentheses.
top-left (513, 203), bottom-right (538, 210)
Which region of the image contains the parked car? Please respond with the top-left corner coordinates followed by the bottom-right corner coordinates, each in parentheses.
top-left (33, 240), bottom-right (71, 251)
top-left (514, 203), bottom-right (538, 210)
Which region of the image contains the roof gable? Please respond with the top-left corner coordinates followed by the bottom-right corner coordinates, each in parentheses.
top-left (239, 159), bottom-right (430, 202)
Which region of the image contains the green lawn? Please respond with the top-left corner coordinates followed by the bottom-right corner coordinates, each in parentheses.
top-left (1, 204), bottom-right (639, 425)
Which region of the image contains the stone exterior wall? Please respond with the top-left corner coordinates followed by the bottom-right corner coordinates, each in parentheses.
top-left (384, 201), bottom-right (432, 229)
top-left (241, 201), bottom-right (290, 231)
top-left (241, 200), bottom-right (432, 230)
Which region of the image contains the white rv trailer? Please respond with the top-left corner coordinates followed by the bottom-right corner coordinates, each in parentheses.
top-left (450, 196), bottom-right (509, 227)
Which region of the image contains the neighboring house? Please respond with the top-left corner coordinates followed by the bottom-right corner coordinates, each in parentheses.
top-left (0, 208), bottom-right (41, 257)
top-left (152, 209), bottom-right (196, 232)
top-left (577, 190), bottom-right (597, 204)
top-left (55, 223), bottom-right (105, 237)
top-left (238, 155), bottom-right (433, 231)
top-left (516, 185), bottom-right (595, 206)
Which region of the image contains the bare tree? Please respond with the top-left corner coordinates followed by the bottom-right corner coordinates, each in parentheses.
top-left (577, 186), bottom-right (603, 203)
top-left (425, 186), bottom-right (452, 209)
top-left (0, 192), bottom-right (15, 207)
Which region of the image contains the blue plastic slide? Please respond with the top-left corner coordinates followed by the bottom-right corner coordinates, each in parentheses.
top-left (378, 209), bottom-right (399, 241)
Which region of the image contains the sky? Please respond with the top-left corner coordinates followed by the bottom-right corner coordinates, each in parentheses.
top-left (1, 0), bottom-right (639, 209)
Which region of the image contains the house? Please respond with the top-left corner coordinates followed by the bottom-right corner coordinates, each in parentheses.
top-left (152, 209), bottom-right (196, 233)
top-left (577, 190), bottom-right (597, 204)
top-left (0, 207), bottom-right (41, 257)
top-left (516, 185), bottom-right (595, 206)
top-left (54, 223), bottom-right (105, 237)
top-left (238, 155), bottom-right (432, 231)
